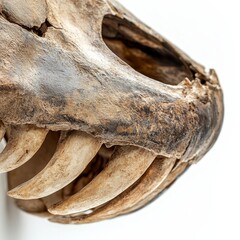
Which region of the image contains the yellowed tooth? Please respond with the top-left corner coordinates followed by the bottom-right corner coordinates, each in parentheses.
top-left (48, 146), bottom-right (157, 216)
top-left (0, 121), bottom-right (5, 141)
top-left (121, 162), bottom-right (189, 215)
top-left (72, 157), bottom-right (176, 223)
top-left (50, 162), bottom-right (188, 224)
top-left (8, 131), bottom-right (102, 199)
top-left (0, 125), bottom-right (48, 173)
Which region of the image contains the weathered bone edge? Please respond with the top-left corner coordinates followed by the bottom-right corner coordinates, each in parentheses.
top-left (0, 0), bottom-right (224, 224)
top-left (0, 0), bottom-right (223, 161)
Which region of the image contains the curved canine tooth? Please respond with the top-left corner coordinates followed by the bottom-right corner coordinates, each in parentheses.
top-left (8, 131), bottom-right (102, 199)
top-left (49, 146), bottom-right (156, 216)
top-left (50, 157), bottom-right (175, 224)
top-left (0, 125), bottom-right (48, 173)
top-left (7, 131), bottom-right (60, 216)
top-left (72, 157), bottom-right (176, 223)
top-left (0, 122), bottom-right (5, 141)
top-left (121, 163), bottom-right (189, 215)
top-left (50, 162), bottom-right (188, 224)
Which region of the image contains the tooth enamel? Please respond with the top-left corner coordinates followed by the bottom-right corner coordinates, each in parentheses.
top-left (0, 122), bottom-right (5, 141)
top-left (8, 131), bottom-right (102, 199)
top-left (0, 0), bottom-right (223, 225)
top-left (121, 162), bottom-right (189, 215)
top-left (70, 157), bottom-right (176, 223)
top-left (48, 146), bottom-right (156, 216)
top-left (49, 162), bottom-right (188, 224)
top-left (0, 125), bottom-right (48, 173)
top-left (42, 190), bottom-right (65, 209)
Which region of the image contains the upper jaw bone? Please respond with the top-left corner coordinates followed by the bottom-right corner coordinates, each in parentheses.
top-left (48, 146), bottom-right (157, 216)
top-left (0, 6), bottom-right (223, 158)
top-left (0, 125), bottom-right (48, 173)
top-left (8, 131), bottom-right (102, 199)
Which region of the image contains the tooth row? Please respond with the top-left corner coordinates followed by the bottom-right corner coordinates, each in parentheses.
top-left (64, 156), bottom-right (176, 223)
top-left (49, 146), bottom-right (156, 215)
top-left (2, 124), bottom-right (179, 223)
top-left (50, 162), bottom-right (189, 224)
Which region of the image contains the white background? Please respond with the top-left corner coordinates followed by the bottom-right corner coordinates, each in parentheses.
top-left (1, 0), bottom-right (239, 239)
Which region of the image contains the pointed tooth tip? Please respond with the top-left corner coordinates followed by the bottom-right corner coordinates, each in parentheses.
top-left (48, 217), bottom-right (71, 225)
top-left (48, 147), bottom-right (156, 216)
top-left (7, 190), bottom-right (20, 199)
top-left (49, 215), bottom-right (95, 224)
top-left (48, 201), bottom-right (93, 216)
top-left (0, 164), bottom-right (17, 173)
top-left (7, 187), bottom-right (36, 200)
top-left (48, 204), bottom-right (74, 216)
top-left (0, 167), bottom-right (8, 174)
top-left (7, 189), bottom-right (25, 199)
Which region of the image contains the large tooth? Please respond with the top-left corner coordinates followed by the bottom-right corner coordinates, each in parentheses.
top-left (0, 125), bottom-right (48, 173)
top-left (8, 131), bottom-right (102, 199)
top-left (70, 157), bottom-right (176, 223)
top-left (7, 131), bottom-right (60, 216)
top-left (50, 157), bottom-right (175, 224)
top-left (122, 162), bottom-right (189, 215)
top-left (0, 121), bottom-right (5, 141)
top-left (50, 162), bottom-right (188, 224)
top-left (49, 146), bottom-right (157, 216)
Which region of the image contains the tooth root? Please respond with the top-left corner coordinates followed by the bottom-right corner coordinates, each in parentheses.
top-left (8, 131), bottom-right (102, 199)
top-left (0, 121), bottom-right (5, 141)
top-left (49, 146), bottom-right (157, 216)
top-left (0, 125), bottom-right (48, 173)
top-left (50, 162), bottom-right (189, 224)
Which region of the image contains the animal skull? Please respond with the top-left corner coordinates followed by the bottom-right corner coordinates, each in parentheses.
top-left (0, 0), bottom-right (223, 224)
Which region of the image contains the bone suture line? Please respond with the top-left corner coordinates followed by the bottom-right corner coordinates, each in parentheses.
top-left (8, 131), bottom-right (102, 199)
top-left (48, 146), bottom-right (157, 216)
top-left (0, 125), bottom-right (48, 173)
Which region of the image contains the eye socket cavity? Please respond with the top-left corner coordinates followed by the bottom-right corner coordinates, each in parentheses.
top-left (102, 15), bottom-right (193, 86)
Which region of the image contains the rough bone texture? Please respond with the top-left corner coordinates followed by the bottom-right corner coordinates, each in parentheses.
top-left (0, 0), bottom-right (223, 224)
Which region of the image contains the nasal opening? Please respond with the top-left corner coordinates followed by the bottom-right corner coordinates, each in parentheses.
top-left (102, 15), bottom-right (193, 85)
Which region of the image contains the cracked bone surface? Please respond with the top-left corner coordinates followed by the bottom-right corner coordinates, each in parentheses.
top-left (0, 0), bottom-right (223, 224)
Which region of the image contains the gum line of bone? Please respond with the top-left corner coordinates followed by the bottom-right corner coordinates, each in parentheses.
top-left (0, 122), bottom-right (177, 217)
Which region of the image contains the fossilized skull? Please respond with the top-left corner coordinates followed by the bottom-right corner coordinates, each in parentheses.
top-left (0, 0), bottom-right (223, 224)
